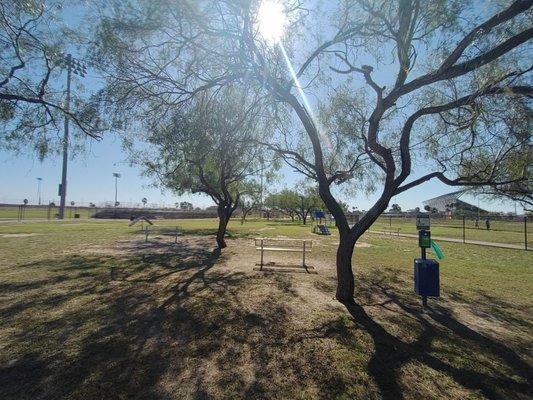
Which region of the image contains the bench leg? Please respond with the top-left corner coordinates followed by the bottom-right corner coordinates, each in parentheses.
top-left (260, 239), bottom-right (264, 270)
top-left (302, 241), bottom-right (306, 267)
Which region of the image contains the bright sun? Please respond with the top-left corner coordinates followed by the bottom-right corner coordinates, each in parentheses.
top-left (257, 0), bottom-right (287, 44)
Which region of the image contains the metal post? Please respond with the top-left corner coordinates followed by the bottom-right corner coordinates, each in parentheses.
top-left (525, 216), bottom-right (528, 251)
top-left (302, 241), bottom-right (306, 267)
top-left (421, 240), bottom-right (427, 307)
top-left (389, 215), bottom-right (392, 235)
top-left (260, 239), bottom-right (264, 269)
top-left (114, 176), bottom-right (118, 206)
top-left (37, 177), bottom-right (42, 205)
top-left (462, 216), bottom-right (466, 244)
top-left (259, 154), bottom-right (264, 219)
top-left (59, 54), bottom-right (72, 220)
top-left (175, 226), bottom-right (178, 244)
top-left (145, 225), bottom-right (149, 243)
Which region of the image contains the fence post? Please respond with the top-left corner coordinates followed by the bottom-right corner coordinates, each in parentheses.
top-left (525, 216), bottom-right (528, 251)
top-left (389, 215), bottom-right (392, 235)
top-left (462, 216), bottom-right (466, 244)
top-left (145, 225), bottom-right (149, 243)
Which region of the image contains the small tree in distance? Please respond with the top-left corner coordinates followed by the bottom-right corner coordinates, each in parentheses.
top-left (142, 88), bottom-right (272, 248)
top-left (296, 186), bottom-right (326, 225)
top-left (265, 187), bottom-right (326, 225)
top-left (240, 181), bottom-right (262, 224)
top-left (389, 204), bottom-right (402, 213)
top-left (265, 190), bottom-right (300, 222)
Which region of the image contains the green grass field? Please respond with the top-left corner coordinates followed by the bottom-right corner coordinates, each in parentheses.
top-left (372, 216), bottom-right (532, 247)
top-left (0, 206), bottom-right (94, 220)
top-left (2, 206), bottom-right (529, 248)
top-left (0, 218), bottom-right (531, 399)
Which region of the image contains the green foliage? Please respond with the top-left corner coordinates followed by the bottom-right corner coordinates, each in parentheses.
top-left (142, 87), bottom-right (270, 209)
top-left (265, 186), bottom-right (326, 223)
top-left (389, 204), bottom-right (402, 213)
top-left (0, 0), bottom-right (99, 157)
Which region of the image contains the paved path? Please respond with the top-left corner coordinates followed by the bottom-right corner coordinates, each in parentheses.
top-left (369, 230), bottom-right (529, 251)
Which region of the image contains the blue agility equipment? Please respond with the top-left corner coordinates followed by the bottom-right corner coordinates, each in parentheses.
top-left (314, 211), bottom-right (326, 219)
top-left (313, 210), bottom-right (331, 235)
top-left (318, 225), bottom-right (330, 235)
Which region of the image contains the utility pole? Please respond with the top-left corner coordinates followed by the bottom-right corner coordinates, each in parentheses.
top-left (58, 53), bottom-right (86, 219)
top-left (259, 154), bottom-right (264, 219)
top-left (36, 177), bottom-right (42, 205)
top-left (113, 173), bottom-right (121, 207)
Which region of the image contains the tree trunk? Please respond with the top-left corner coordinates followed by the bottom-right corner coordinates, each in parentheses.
top-left (335, 233), bottom-right (356, 303)
top-left (302, 212), bottom-right (307, 225)
top-left (216, 205), bottom-right (231, 249)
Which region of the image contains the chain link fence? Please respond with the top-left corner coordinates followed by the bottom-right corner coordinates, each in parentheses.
top-left (373, 214), bottom-right (532, 250)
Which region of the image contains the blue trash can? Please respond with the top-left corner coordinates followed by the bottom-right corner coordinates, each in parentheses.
top-left (414, 259), bottom-right (440, 297)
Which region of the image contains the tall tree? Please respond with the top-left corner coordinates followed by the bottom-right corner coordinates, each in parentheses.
top-left (93, 0), bottom-right (532, 302)
top-left (142, 88), bottom-right (269, 248)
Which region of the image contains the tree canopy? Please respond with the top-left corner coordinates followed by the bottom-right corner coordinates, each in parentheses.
top-left (0, 0), bottom-right (100, 158)
top-left (91, 0), bottom-right (532, 302)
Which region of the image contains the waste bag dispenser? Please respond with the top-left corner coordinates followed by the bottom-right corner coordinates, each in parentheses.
top-left (414, 214), bottom-right (441, 306)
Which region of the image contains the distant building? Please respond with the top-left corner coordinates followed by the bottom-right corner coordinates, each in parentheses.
top-left (423, 190), bottom-right (487, 215)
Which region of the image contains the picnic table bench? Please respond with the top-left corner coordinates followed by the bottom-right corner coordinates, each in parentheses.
top-left (254, 238), bottom-right (313, 271)
top-left (382, 226), bottom-right (401, 236)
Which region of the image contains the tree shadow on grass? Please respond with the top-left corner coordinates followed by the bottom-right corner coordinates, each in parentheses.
top-left (341, 280), bottom-right (533, 400)
top-left (3, 240), bottom-right (531, 399)
top-left (0, 242), bottom-right (229, 399)
top-left (2, 239), bottom-right (349, 400)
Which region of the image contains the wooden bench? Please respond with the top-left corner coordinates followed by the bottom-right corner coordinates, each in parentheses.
top-left (141, 225), bottom-right (182, 243)
top-left (254, 238), bottom-right (313, 271)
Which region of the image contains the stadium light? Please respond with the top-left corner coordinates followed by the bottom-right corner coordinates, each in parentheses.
top-left (113, 173), bottom-right (121, 208)
top-left (57, 53), bottom-right (87, 219)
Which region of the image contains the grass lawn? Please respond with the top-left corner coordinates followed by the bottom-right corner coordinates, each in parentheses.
top-left (0, 206), bottom-right (93, 220)
top-left (0, 218), bottom-right (531, 399)
top-left (372, 216), bottom-right (532, 247)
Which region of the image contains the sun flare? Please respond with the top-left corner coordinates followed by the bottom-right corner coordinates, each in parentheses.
top-left (256, 0), bottom-right (287, 44)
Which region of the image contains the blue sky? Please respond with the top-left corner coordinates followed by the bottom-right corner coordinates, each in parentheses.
top-left (0, 138), bottom-right (520, 212)
top-left (0, 1), bottom-right (524, 213)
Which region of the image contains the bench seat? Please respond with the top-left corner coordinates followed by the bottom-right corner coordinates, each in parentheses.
top-left (255, 247), bottom-right (312, 252)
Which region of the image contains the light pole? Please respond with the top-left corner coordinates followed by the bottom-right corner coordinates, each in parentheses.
top-left (57, 53), bottom-right (86, 219)
top-left (259, 154), bottom-right (264, 218)
top-left (299, 195), bottom-right (304, 223)
top-left (36, 177), bottom-right (42, 205)
top-left (113, 173), bottom-right (121, 207)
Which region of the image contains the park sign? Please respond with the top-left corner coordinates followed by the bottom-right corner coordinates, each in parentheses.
top-left (416, 213), bottom-right (430, 230)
